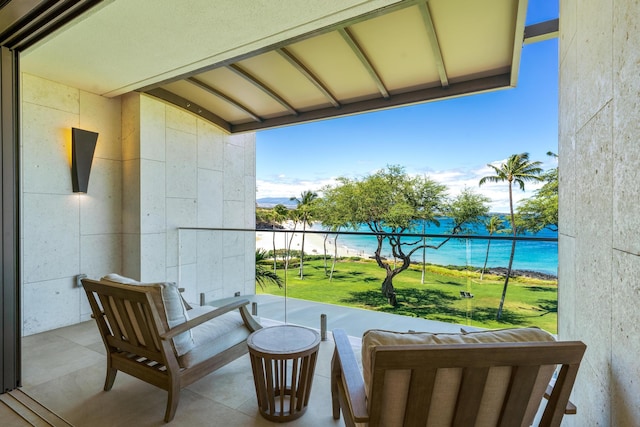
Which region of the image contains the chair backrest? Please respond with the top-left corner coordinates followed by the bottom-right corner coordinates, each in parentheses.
top-left (366, 341), bottom-right (585, 427)
top-left (83, 279), bottom-right (176, 366)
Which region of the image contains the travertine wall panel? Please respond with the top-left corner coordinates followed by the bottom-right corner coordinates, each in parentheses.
top-left (559, 0), bottom-right (640, 424)
top-left (80, 158), bottom-right (121, 235)
top-left (612, 0), bottom-right (640, 256)
top-left (122, 94), bottom-right (256, 300)
top-left (575, 0), bottom-right (612, 128)
top-left (557, 30), bottom-right (576, 237)
top-left (197, 169), bottom-right (224, 227)
top-left (21, 74), bottom-right (122, 335)
top-left (166, 128), bottom-right (197, 198)
top-left (198, 120), bottom-right (224, 171)
top-left (139, 95), bottom-right (166, 162)
top-left (23, 278), bottom-right (80, 333)
top-left (611, 250), bottom-right (640, 426)
top-left (22, 194), bottom-right (80, 283)
top-left (557, 237), bottom-right (576, 337)
top-left (22, 103), bottom-right (77, 194)
top-left (140, 159), bottom-right (166, 234)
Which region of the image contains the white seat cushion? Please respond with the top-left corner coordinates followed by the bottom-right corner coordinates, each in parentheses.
top-left (101, 274), bottom-right (194, 356)
top-left (177, 306), bottom-right (252, 368)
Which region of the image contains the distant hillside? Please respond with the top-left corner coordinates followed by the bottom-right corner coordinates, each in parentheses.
top-left (256, 197), bottom-right (297, 208)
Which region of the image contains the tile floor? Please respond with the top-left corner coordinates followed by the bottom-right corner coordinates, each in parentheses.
top-left (20, 319), bottom-right (360, 427)
top-left (19, 297), bottom-right (468, 426)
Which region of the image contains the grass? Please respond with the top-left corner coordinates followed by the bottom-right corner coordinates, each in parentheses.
top-left (258, 257), bottom-right (558, 334)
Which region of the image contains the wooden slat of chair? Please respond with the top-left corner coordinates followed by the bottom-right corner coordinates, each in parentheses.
top-left (499, 365), bottom-right (541, 427)
top-left (331, 329), bottom-right (586, 427)
top-left (403, 368), bottom-right (437, 427)
top-left (331, 328), bottom-right (368, 424)
top-left (540, 362), bottom-right (581, 426)
top-left (82, 278), bottom-right (261, 423)
top-left (452, 367), bottom-right (490, 427)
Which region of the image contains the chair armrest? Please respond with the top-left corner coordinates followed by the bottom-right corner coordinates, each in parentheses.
top-left (544, 384), bottom-right (577, 414)
top-left (332, 329), bottom-right (369, 422)
top-left (160, 299), bottom-right (252, 340)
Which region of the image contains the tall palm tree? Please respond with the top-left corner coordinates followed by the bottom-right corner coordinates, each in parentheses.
top-left (290, 190), bottom-right (318, 279)
top-left (479, 153), bottom-right (543, 319)
top-left (480, 215), bottom-right (505, 280)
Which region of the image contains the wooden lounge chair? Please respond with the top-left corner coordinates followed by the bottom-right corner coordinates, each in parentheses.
top-left (331, 328), bottom-right (586, 427)
top-left (82, 276), bottom-right (261, 422)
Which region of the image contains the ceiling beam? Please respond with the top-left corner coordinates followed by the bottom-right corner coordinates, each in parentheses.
top-left (232, 73), bottom-right (510, 133)
top-left (144, 88), bottom-right (231, 133)
top-left (276, 47), bottom-right (341, 109)
top-left (186, 77), bottom-right (262, 123)
top-left (0, 0), bottom-right (103, 50)
top-left (338, 27), bottom-right (389, 99)
top-left (137, 0), bottom-right (421, 92)
top-left (417, 1), bottom-right (449, 88)
top-left (509, 0), bottom-right (529, 87)
top-left (524, 19), bottom-right (559, 45)
top-left (227, 64), bottom-right (298, 116)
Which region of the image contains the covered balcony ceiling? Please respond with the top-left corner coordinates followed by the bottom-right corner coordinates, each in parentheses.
top-left (21, 0), bottom-right (556, 134)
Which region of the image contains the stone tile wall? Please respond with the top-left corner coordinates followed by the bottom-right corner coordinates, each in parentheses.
top-left (21, 73), bottom-right (122, 335)
top-left (121, 94), bottom-right (256, 305)
top-left (558, 0), bottom-right (640, 425)
top-left (21, 79), bottom-right (256, 335)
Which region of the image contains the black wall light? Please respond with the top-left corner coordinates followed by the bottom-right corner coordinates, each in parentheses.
top-left (71, 128), bottom-right (98, 193)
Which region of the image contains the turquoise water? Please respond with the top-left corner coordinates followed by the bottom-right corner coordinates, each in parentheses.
top-left (313, 217), bottom-right (558, 276)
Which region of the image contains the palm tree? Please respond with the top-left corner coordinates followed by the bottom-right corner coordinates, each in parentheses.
top-left (271, 204), bottom-right (289, 272)
top-left (290, 190), bottom-right (318, 279)
top-left (480, 215), bottom-right (505, 280)
top-left (255, 249), bottom-right (283, 289)
top-left (479, 153), bottom-right (543, 319)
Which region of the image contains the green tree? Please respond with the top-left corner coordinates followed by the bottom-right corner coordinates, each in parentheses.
top-left (315, 182), bottom-right (358, 280)
top-left (255, 249), bottom-right (283, 289)
top-left (516, 153), bottom-right (558, 233)
top-left (322, 166), bottom-right (489, 306)
top-left (479, 153), bottom-right (544, 320)
top-left (290, 190), bottom-right (318, 279)
top-left (480, 215), bottom-right (506, 280)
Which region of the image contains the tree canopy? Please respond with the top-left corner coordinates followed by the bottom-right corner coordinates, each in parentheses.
top-left (320, 165), bottom-right (489, 305)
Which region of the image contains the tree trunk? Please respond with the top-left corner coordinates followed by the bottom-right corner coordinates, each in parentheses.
top-left (381, 274), bottom-right (397, 306)
top-left (480, 239), bottom-right (492, 280)
top-left (299, 220), bottom-right (306, 279)
top-left (421, 222), bottom-right (426, 284)
top-left (272, 232), bottom-right (277, 273)
top-left (497, 182), bottom-right (516, 320)
top-left (329, 234), bottom-right (339, 281)
top-left (323, 233), bottom-right (329, 277)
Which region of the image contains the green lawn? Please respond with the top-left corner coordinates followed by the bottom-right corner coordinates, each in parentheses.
top-left (258, 257), bottom-right (558, 334)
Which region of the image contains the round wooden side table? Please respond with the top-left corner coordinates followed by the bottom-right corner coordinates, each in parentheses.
top-left (247, 325), bottom-right (321, 422)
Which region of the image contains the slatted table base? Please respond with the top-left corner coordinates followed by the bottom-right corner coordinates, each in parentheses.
top-left (247, 325), bottom-right (320, 422)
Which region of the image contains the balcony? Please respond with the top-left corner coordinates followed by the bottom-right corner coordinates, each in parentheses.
top-left (16, 297), bottom-right (468, 426)
top-left (8, 227), bottom-right (558, 425)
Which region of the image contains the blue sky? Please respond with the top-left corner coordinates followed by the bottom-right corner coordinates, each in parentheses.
top-left (256, 1), bottom-right (559, 213)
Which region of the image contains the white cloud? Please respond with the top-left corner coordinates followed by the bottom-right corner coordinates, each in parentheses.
top-left (257, 159), bottom-right (547, 213)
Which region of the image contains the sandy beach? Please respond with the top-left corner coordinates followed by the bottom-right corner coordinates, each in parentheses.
top-left (256, 227), bottom-right (371, 259)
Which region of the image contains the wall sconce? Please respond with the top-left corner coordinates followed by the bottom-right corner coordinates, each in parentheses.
top-left (71, 128), bottom-right (98, 193)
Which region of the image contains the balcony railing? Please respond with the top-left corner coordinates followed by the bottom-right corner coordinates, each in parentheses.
top-left (177, 227), bottom-right (558, 333)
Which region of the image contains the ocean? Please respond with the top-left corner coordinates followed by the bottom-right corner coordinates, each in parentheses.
top-left (312, 217), bottom-right (558, 276)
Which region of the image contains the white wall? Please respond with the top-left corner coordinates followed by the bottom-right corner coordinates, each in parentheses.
top-left (21, 79), bottom-right (256, 335)
top-left (558, 0), bottom-right (640, 425)
top-left (21, 73), bottom-right (122, 335)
